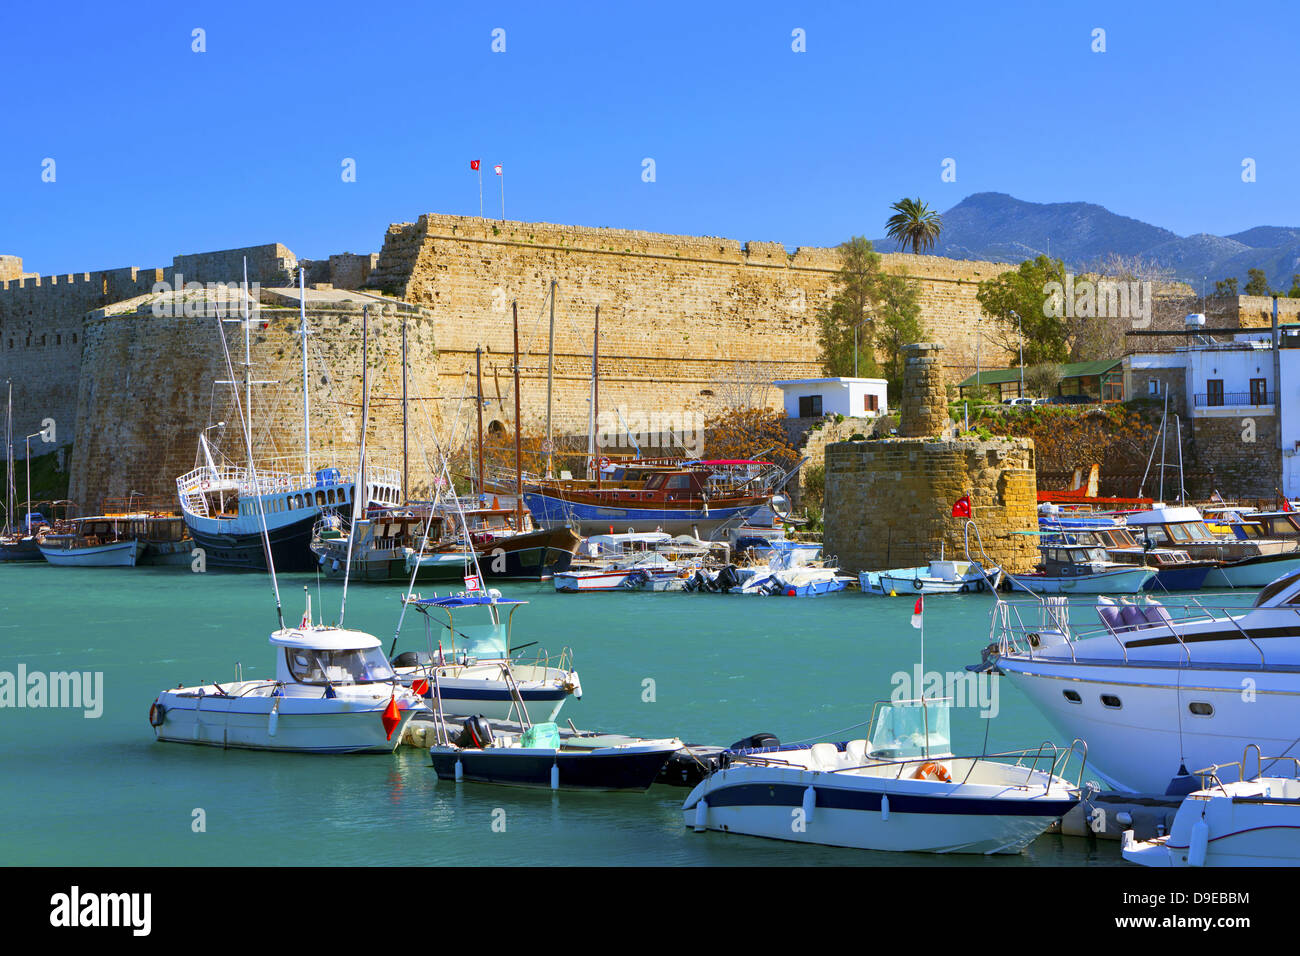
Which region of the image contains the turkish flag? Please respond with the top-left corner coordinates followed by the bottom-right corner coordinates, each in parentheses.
top-left (911, 596), bottom-right (923, 629)
top-left (952, 495), bottom-right (972, 518)
top-left (470, 159), bottom-right (481, 170)
top-left (382, 694), bottom-right (401, 740)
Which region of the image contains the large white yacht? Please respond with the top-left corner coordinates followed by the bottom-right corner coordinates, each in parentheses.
top-left (975, 569), bottom-right (1300, 793)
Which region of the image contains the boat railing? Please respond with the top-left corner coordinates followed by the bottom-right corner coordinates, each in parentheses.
top-left (993, 596), bottom-right (1249, 664)
top-left (1190, 746), bottom-right (1300, 796)
top-left (177, 463), bottom-right (402, 502)
top-left (732, 739), bottom-right (1088, 790)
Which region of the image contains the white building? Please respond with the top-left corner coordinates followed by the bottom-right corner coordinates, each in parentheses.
top-left (775, 378), bottom-right (889, 419)
top-left (1124, 323), bottom-right (1300, 497)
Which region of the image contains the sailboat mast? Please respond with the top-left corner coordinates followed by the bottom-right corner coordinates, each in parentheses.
top-left (512, 301), bottom-right (524, 528)
top-left (476, 346), bottom-right (485, 497)
top-left (401, 315), bottom-right (409, 501)
top-left (242, 258), bottom-right (253, 452)
top-left (299, 267), bottom-right (312, 475)
top-left (341, 305), bottom-right (370, 627)
top-left (593, 305), bottom-right (601, 491)
top-left (545, 280), bottom-right (556, 479)
top-left (4, 382), bottom-right (11, 535)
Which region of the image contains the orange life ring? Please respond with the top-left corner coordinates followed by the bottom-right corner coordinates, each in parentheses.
top-left (913, 761), bottom-right (951, 783)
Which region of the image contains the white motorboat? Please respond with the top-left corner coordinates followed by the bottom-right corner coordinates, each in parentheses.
top-left (861, 559), bottom-right (1002, 596)
top-left (975, 569), bottom-right (1300, 793)
top-left (1122, 750), bottom-right (1300, 866)
top-left (395, 594), bottom-right (581, 721)
top-left (682, 699), bottom-right (1081, 853)
top-left (150, 614), bottom-right (426, 753)
top-left (554, 551), bottom-right (693, 592)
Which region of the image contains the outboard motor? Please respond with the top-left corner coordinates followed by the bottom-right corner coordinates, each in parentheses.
top-left (713, 565), bottom-right (739, 593)
top-left (729, 732), bottom-right (780, 752)
top-left (391, 651), bottom-right (430, 668)
top-left (455, 715), bottom-right (494, 750)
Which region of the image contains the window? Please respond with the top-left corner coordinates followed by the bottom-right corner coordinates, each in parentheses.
top-left (1188, 702), bottom-right (1214, 716)
top-left (1206, 379), bottom-right (1224, 406)
top-left (865, 393), bottom-right (879, 413)
top-left (798, 394), bottom-right (823, 417)
top-left (666, 475), bottom-right (692, 490)
top-left (1063, 690), bottom-right (1082, 703)
top-left (1250, 378), bottom-right (1268, 404)
top-left (1100, 694), bottom-right (1122, 709)
top-left (285, 647), bottom-right (395, 685)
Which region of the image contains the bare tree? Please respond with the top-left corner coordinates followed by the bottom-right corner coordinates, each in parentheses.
top-left (710, 359), bottom-right (782, 411)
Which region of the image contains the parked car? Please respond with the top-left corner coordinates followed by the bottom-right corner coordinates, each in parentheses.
top-left (1045, 394), bottom-right (1094, 405)
top-left (1004, 396), bottom-right (1035, 406)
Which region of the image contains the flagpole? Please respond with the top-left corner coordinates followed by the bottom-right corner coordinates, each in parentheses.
top-left (499, 166), bottom-right (505, 221)
top-left (478, 165), bottom-right (483, 218)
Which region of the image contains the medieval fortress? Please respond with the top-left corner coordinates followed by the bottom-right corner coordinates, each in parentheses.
top-left (0, 213), bottom-right (1059, 510)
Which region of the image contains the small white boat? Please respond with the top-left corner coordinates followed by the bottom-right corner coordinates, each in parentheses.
top-left (40, 536), bottom-right (145, 567)
top-left (861, 559), bottom-right (1002, 596)
top-left (1122, 750), bottom-right (1300, 866)
top-left (150, 607), bottom-right (426, 753)
top-left (554, 551), bottom-right (692, 592)
top-left (1006, 543), bottom-right (1156, 594)
top-left (683, 699), bottom-right (1080, 853)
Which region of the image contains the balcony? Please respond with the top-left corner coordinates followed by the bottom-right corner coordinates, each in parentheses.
top-left (1193, 390), bottom-right (1275, 408)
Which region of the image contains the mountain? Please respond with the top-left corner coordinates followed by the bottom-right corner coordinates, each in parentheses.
top-left (874, 192), bottom-right (1300, 293)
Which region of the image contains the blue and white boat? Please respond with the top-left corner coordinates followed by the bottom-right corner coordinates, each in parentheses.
top-left (396, 594), bottom-right (582, 722)
top-left (683, 698), bottom-right (1081, 853)
top-left (861, 558), bottom-right (1002, 596)
top-left (1006, 543), bottom-right (1156, 594)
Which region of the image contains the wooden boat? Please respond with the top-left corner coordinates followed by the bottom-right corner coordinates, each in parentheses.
top-left (38, 514), bottom-right (151, 567)
top-left (1006, 543), bottom-right (1156, 594)
top-left (861, 559), bottom-right (1002, 595)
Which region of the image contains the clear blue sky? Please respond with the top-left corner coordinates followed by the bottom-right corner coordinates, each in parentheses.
top-left (5, 0), bottom-right (1299, 275)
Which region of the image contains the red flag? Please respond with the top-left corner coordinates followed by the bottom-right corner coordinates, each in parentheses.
top-left (911, 595), bottom-right (923, 629)
top-left (952, 495), bottom-right (971, 518)
top-left (1284, 499), bottom-right (1294, 513)
top-left (382, 694), bottom-right (401, 740)
top-left (470, 159), bottom-right (481, 170)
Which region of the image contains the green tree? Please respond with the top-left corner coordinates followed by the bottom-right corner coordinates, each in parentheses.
top-left (975, 255), bottom-right (1070, 365)
top-left (1245, 268), bottom-right (1272, 296)
top-left (873, 272), bottom-right (925, 397)
top-left (1024, 362), bottom-right (1064, 398)
top-left (1288, 274), bottom-right (1300, 298)
top-left (816, 237), bottom-right (882, 378)
top-left (885, 197), bottom-right (943, 255)
top-left (1214, 276), bottom-right (1239, 296)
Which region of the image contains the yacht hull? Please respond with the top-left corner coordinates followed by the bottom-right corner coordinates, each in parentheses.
top-left (1006, 567), bottom-right (1155, 594)
top-left (39, 539), bottom-right (145, 567)
top-left (996, 660), bottom-right (1300, 793)
top-left (1205, 554), bottom-right (1300, 589)
top-left (189, 512), bottom-right (319, 572)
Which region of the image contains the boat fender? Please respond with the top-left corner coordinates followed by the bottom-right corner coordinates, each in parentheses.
top-left (913, 761), bottom-right (951, 783)
top-left (268, 695), bottom-right (280, 737)
top-left (802, 786), bottom-right (816, 824)
top-left (960, 582), bottom-right (971, 593)
top-left (454, 758), bottom-right (463, 782)
top-left (550, 762), bottom-right (560, 790)
top-left (913, 579), bottom-right (923, 591)
top-left (693, 799), bottom-right (709, 831)
top-left (1187, 816), bottom-right (1209, 867)
top-left (148, 701), bottom-right (166, 727)
top-left (880, 793), bottom-right (889, 821)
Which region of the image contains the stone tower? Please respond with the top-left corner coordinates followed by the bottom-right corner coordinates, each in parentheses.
top-left (821, 342), bottom-right (1040, 575)
top-left (898, 342), bottom-right (950, 438)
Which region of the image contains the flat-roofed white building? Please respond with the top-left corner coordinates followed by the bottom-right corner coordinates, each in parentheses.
top-left (775, 378), bottom-right (889, 419)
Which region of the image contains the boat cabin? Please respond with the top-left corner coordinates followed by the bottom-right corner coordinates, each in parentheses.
top-left (866, 699), bottom-right (953, 760)
top-left (271, 627), bottom-right (397, 687)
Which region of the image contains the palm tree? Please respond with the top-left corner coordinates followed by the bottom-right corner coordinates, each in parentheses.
top-left (885, 198), bottom-right (943, 255)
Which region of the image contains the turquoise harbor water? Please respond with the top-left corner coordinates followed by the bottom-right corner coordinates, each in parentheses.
top-left (0, 564), bottom-right (1253, 867)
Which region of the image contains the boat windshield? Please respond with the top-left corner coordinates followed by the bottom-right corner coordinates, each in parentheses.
top-left (437, 620), bottom-right (509, 660)
top-left (287, 647), bottom-right (396, 685)
top-left (868, 700), bottom-right (952, 759)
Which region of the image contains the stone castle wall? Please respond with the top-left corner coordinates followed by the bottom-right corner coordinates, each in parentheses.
top-left (367, 214), bottom-right (1021, 440)
top-left (67, 294), bottom-right (437, 511)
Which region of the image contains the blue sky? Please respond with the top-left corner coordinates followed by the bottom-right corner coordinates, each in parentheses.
top-left (5, 0), bottom-right (1299, 274)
